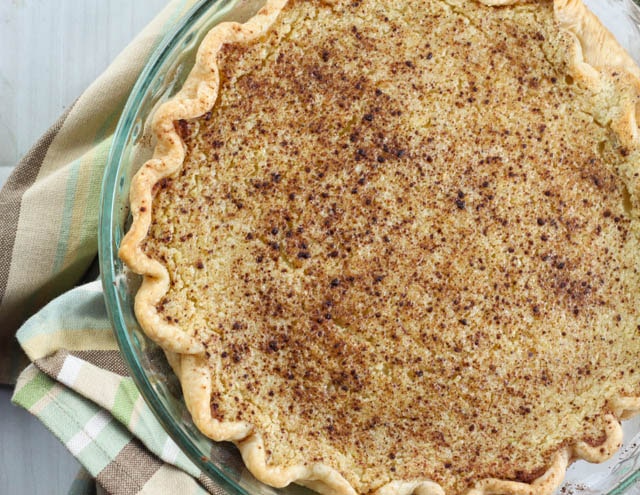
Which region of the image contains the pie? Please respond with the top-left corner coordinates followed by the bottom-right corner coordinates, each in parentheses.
top-left (119, 1), bottom-right (640, 494)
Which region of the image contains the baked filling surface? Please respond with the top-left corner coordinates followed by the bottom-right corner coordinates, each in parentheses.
top-left (129, 0), bottom-right (640, 493)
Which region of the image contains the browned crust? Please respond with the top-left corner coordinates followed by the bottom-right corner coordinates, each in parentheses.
top-left (118, 1), bottom-right (640, 493)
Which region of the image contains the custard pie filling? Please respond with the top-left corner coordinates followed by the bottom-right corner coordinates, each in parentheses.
top-left (121, 1), bottom-right (640, 494)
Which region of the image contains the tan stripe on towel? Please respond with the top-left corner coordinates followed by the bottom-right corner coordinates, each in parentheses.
top-left (0, 107), bottom-right (72, 301)
top-left (198, 473), bottom-right (235, 495)
top-left (97, 440), bottom-right (163, 494)
top-left (0, 106), bottom-right (73, 384)
top-left (33, 351), bottom-right (69, 379)
top-left (140, 464), bottom-right (206, 495)
top-left (33, 350), bottom-right (128, 379)
top-left (71, 350), bottom-right (130, 376)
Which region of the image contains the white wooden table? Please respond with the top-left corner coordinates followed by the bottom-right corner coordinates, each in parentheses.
top-left (0, 2), bottom-right (168, 493)
top-left (0, 1), bottom-right (638, 495)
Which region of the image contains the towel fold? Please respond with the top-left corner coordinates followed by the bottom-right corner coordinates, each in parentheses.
top-left (12, 282), bottom-right (236, 495)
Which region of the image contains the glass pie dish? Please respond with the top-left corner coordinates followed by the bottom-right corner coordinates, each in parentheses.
top-left (99, 0), bottom-right (640, 494)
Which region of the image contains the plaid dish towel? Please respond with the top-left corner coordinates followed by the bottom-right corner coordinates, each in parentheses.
top-left (12, 282), bottom-right (227, 495)
top-left (1, 0), bottom-right (245, 493)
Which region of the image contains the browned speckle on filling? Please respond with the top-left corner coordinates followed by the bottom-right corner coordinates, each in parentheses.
top-left (142, 0), bottom-right (640, 493)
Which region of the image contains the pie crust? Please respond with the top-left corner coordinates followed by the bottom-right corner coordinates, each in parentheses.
top-left (119, 1), bottom-right (640, 494)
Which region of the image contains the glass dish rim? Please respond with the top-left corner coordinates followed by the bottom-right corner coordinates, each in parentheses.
top-left (98, 1), bottom-right (249, 493)
top-left (97, 0), bottom-right (640, 493)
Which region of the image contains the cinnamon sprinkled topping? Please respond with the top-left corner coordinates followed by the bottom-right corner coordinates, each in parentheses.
top-left (143, 1), bottom-right (640, 493)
